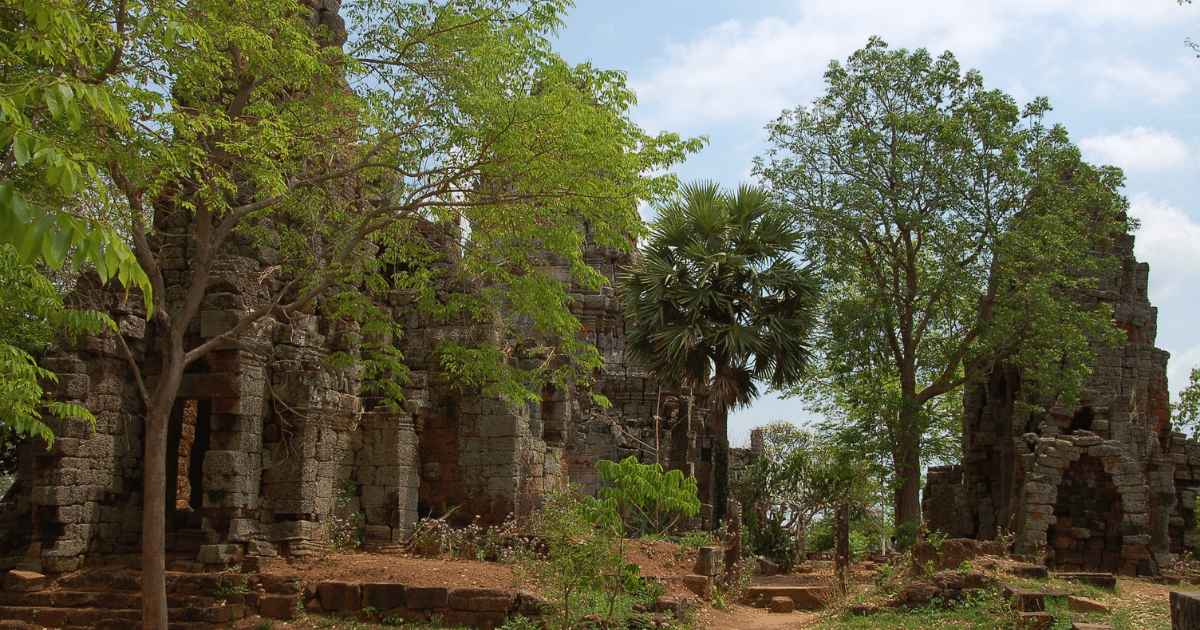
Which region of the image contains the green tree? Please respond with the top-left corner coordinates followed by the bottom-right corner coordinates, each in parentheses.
top-left (755, 38), bottom-right (1127, 529)
top-left (738, 422), bottom-right (869, 564)
top-left (11, 0), bottom-right (699, 626)
top-left (0, 245), bottom-right (110, 446)
top-left (585, 455), bottom-right (701, 537)
top-left (1176, 368), bottom-right (1200, 438)
top-left (620, 182), bottom-right (819, 528)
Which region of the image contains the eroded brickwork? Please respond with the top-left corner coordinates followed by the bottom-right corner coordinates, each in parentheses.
top-left (0, 220), bottom-right (718, 570)
top-left (923, 225), bottom-right (1196, 577)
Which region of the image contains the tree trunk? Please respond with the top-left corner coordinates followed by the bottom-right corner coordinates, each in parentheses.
top-left (142, 349), bottom-right (183, 630)
top-left (712, 404), bottom-right (729, 529)
top-left (794, 516), bottom-right (808, 566)
top-left (835, 501), bottom-right (850, 595)
top-left (893, 426), bottom-right (922, 531)
top-left (142, 384), bottom-right (177, 628)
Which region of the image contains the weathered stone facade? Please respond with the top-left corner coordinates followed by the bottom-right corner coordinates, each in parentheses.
top-left (923, 225), bottom-right (1197, 576)
top-left (0, 218), bottom-right (726, 572)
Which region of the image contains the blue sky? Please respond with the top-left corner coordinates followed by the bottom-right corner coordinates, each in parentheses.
top-left (551, 0), bottom-right (1200, 446)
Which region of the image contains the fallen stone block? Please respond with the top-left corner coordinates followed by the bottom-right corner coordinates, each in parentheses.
top-left (1003, 586), bottom-right (1045, 612)
top-left (769, 596), bottom-right (794, 613)
top-left (694, 547), bottom-right (722, 576)
top-left (681, 575), bottom-right (713, 600)
top-left (1069, 596), bottom-right (1111, 613)
top-left (1172, 590), bottom-right (1200, 630)
top-left (259, 594), bottom-right (299, 619)
top-left (3, 571), bottom-right (47, 593)
top-left (1055, 573), bottom-right (1116, 588)
top-left (1011, 565), bottom-right (1049, 579)
top-left (1019, 611), bottom-right (1054, 630)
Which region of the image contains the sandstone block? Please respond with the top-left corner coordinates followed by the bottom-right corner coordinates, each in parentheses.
top-left (4, 570), bottom-right (47, 592)
top-left (1011, 565), bottom-right (1049, 579)
top-left (1019, 612), bottom-right (1054, 629)
top-left (682, 575), bottom-right (713, 599)
top-left (197, 544), bottom-right (244, 565)
top-left (405, 586), bottom-right (449, 609)
top-left (695, 546), bottom-right (722, 576)
top-left (318, 581), bottom-right (361, 611)
top-left (1172, 591), bottom-right (1200, 630)
top-left (1003, 586), bottom-right (1045, 612)
top-left (260, 594), bottom-right (299, 619)
top-left (1069, 596), bottom-right (1111, 613)
top-left (517, 591), bottom-right (550, 616)
top-left (362, 583), bottom-right (406, 611)
top-left (769, 596), bottom-right (794, 613)
top-left (448, 588), bottom-right (516, 612)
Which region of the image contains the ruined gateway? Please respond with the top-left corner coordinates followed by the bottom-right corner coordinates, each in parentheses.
top-left (0, 218), bottom-right (740, 573)
top-left (923, 221), bottom-right (1199, 577)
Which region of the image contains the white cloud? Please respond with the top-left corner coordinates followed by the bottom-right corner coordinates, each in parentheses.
top-left (628, 0), bottom-right (1195, 132)
top-left (1129, 193), bottom-right (1200, 301)
top-left (1168, 343), bottom-right (1200, 403)
top-left (1079, 127), bottom-right (1192, 172)
top-left (1085, 58), bottom-right (1193, 104)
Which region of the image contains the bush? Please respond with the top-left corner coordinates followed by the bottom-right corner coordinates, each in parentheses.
top-left (742, 510), bottom-right (796, 567)
top-left (586, 456), bottom-right (701, 537)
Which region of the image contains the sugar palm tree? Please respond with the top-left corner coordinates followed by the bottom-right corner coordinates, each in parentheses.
top-left (621, 181), bottom-right (819, 527)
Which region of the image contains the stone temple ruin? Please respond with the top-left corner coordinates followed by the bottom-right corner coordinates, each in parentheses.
top-left (0, 217), bottom-right (738, 573)
top-left (923, 220), bottom-right (1198, 577)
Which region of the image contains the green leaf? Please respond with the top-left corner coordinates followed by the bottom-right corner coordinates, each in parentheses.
top-left (12, 134), bottom-right (31, 165)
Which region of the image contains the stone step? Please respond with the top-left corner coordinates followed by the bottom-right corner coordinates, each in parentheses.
top-left (0, 604), bottom-right (244, 628)
top-left (740, 586), bottom-right (831, 610)
top-left (1054, 573), bottom-right (1117, 588)
top-left (0, 590), bottom-right (223, 609)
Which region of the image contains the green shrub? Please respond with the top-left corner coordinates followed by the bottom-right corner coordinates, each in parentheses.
top-left (586, 456), bottom-right (701, 536)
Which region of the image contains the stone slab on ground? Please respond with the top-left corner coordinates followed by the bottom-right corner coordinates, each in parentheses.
top-left (769, 596), bottom-right (794, 613)
top-left (1011, 565), bottom-right (1049, 578)
top-left (1069, 596), bottom-right (1111, 613)
top-left (1172, 590), bottom-right (1200, 630)
top-left (1071, 624), bottom-right (1112, 630)
top-left (1055, 573), bottom-right (1117, 588)
top-left (1019, 611), bottom-right (1055, 629)
top-left (3, 571), bottom-right (46, 593)
top-left (740, 586), bottom-right (830, 611)
top-left (1003, 586), bottom-right (1046, 612)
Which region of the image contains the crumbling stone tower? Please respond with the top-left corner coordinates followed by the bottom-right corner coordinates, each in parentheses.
top-left (923, 222), bottom-right (1199, 577)
top-left (0, 215), bottom-right (723, 571)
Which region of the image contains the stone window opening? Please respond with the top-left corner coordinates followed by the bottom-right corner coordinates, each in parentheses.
top-left (541, 385), bottom-right (564, 447)
top-left (1069, 407), bottom-right (1095, 434)
top-left (1048, 454), bottom-right (1122, 573)
top-left (166, 399), bottom-right (213, 530)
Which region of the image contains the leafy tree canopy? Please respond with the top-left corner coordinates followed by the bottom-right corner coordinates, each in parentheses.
top-left (755, 37), bottom-right (1128, 527)
top-left (0, 245), bottom-right (111, 446)
top-left (738, 422), bottom-right (872, 563)
top-left (4, 0), bottom-right (703, 626)
top-left (620, 181), bottom-right (819, 526)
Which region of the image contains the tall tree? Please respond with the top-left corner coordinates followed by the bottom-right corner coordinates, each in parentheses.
top-left (756, 38), bottom-right (1127, 529)
top-left (11, 0), bottom-right (699, 626)
top-left (620, 182), bottom-right (819, 528)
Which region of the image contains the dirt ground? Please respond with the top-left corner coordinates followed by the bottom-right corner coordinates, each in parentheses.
top-left (241, 545), bottom-right (1189, 629)
top-left (253, 544), bottom-right (856, 630)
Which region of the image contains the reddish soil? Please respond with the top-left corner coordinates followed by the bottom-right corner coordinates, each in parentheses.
top-left (265, 553), bottom-right (518, 590)
top-left (251, 541), bottom-right (832, 629)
